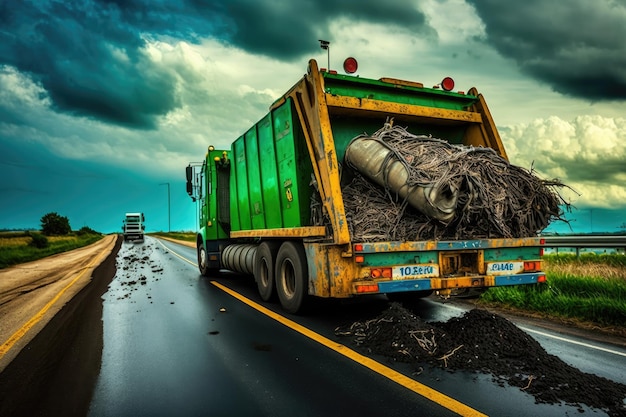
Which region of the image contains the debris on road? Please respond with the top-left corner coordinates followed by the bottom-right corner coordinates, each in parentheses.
top-left (335, 303), bottom-right (626, 416)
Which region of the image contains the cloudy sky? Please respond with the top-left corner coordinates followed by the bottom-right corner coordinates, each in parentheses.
top-left (1, 0), bottom-right (625, 234)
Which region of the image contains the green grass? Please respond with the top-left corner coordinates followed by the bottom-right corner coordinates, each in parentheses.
top-left (545, 252), bottom-right (626, 269)
top-left (0, 231), bottom-right (104, 269)
top-left (149, 231), bottom-right (196, 242)
top-left (480, 254), bottom-right (626, 328)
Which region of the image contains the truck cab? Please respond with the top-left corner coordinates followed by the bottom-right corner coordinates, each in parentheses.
top-left (123, 212), bottom-right (145, 242)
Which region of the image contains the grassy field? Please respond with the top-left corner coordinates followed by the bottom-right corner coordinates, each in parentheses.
top-left (480, 253), bottom-right (626, 330)
top-left (0, 231), bottom-right (104, 269)
top-left (149, 231), bottom-right (195, 242)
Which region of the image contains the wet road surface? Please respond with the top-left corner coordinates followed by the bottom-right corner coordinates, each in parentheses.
top-left (89, 238), bottom-right (455, 417)
top-left (89, 237), bottom-right (626, 417)
top-left (1, 236), bottom-right (624, 416)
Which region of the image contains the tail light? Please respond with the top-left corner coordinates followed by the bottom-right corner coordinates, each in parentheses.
top-left (355, 284), bottom-right (379, 293)
top-left (369, 267), bottom-right (392, 279)
top-left (343, 57), bottom-right (358, 74)
top-left (441, 77), bottom-right (455, 91)
top-left (523, 261), bottom-right (542, 272)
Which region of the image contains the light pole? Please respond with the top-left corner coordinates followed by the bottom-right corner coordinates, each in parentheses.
top-left (319, 39), bottom-right (330, 69)
top-left (159, 182), bottom-right (170, 232)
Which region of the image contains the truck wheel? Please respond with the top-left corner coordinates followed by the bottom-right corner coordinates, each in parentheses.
top-left (198, 243), bottom-right (210, 277)
top-left (275, 241), bottom-right (308, 314)
top-left (254, 241), bottom-right (279, 301)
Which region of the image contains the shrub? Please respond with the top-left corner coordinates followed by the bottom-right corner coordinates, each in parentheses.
top-left (77, 226), bottom-right (99, 235)
top-left (28, 233), bottom-right (49, 249)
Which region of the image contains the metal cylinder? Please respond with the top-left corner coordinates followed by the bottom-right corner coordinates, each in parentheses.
top-left (221, 244), bottom-right (257, 275)
top-left (345, 137), bottom-right (458, 222)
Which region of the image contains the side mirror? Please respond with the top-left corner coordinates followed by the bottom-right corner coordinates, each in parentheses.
top-left (186, 180), bottom-right (193, 197)
top-left (186, 166), bottom-right (193, 182)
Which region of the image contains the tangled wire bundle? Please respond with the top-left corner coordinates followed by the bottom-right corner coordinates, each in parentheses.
top-left (335, 304), bottom-right (626, 416)
top-left (341, 124), bottom-right (569, 241)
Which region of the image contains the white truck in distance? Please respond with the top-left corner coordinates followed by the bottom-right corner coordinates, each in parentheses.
top-left (122, 212), bottom-right (145, 241)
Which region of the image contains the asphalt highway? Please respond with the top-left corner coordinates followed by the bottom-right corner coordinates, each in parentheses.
top-left (91, 237), bottom-right (626, 417)
top-left (1, 236), bottom-right (624, 417)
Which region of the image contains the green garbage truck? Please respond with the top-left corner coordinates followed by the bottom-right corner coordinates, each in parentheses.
top-left (185, 58), bottom-right (551, 314)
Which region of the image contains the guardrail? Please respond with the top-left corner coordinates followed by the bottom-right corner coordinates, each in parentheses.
top-left (542, 235), bottom-right (626, 255)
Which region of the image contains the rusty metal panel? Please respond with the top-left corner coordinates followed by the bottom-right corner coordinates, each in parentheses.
top-left (305, 243), bottom-right (361, 298)
top-left (230, 226), bottom-right (326, 239)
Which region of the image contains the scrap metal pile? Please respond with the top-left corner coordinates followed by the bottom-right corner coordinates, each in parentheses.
top-left (335, 303), bottom-right (626, 416)
top-left (341, 123), bottom-right (568, 241)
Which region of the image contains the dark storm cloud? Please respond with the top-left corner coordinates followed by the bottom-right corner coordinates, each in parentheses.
top-left (0, 1), bottom-right (186, 128)
top-left (188, 0), bottom-right (432, 59)
top-left (0, 0), bottom-right (432, 129)
top-left (466, 0), bottom-right (626, 101)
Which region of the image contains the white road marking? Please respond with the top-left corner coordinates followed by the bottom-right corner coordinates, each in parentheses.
top-left (519, 326), bottom-right (626, 358)
top-left (155, 237), bottom-right (198, 266)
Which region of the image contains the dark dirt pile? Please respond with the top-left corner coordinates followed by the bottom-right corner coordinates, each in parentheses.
top-left (335, 303), bottom-right (626, 416)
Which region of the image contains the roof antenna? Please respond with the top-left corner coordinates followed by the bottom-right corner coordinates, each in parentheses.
top-left (319, 40), bottom-right (330, 69)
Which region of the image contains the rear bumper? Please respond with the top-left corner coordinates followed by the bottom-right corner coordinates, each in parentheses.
top-left (360, 272), bottom-right (544, 294)
top-left (124, 233), bottom-right (144, 240)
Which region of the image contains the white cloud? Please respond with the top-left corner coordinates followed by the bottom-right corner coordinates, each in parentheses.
top-left (421, 0), bottom-right (486, 43)
top-left (501, 115), bottom-right (626, 209)
top-left (0, 65), bottom-right (51, 109)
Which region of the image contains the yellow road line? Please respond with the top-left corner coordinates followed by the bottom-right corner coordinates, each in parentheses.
top-left (0, 243), bottom-right (111, 359)
top-left (152, 240), bottom-right (486, 416)
top-left (211, 280), bottom-right (487, 417)
top-left (155, 238), bottom-right (197, 266)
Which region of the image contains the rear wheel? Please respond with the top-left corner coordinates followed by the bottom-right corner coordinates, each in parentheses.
top-left (254, 241), bottom-right (280, 301)
top-left (275, 241), bottom-right (308, 314)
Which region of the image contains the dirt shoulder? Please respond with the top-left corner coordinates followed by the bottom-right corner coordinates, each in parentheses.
top-left (0, 234), bottom-right (119, 373)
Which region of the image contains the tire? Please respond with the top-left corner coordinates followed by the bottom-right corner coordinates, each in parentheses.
top-left (275, 241), bottom-right (308, 314)
top-left (386, 290), bottom-right (433, 303)
top-left (254, 241), bottom-right (280, 301)
top-left (198, 242), bottom-right (210, 277)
